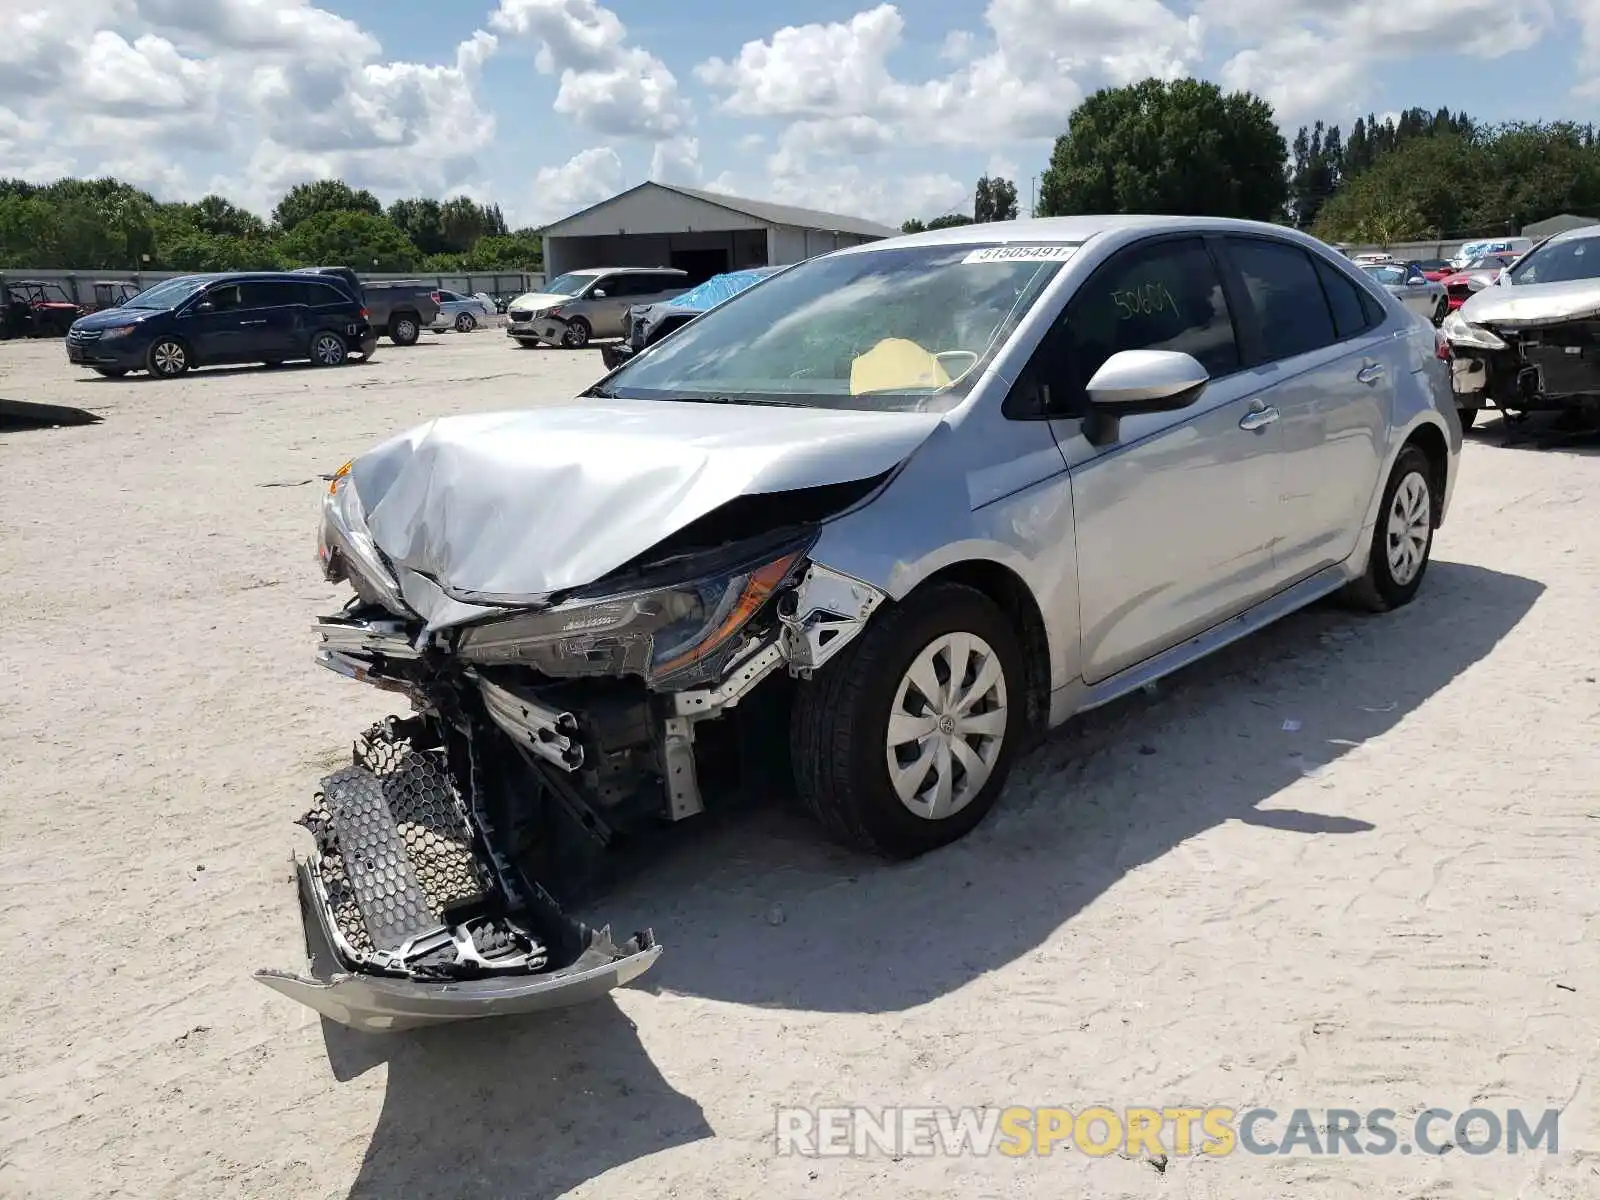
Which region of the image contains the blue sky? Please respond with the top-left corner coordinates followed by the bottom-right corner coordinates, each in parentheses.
top-left (1, 1), bottom-right (1592, 229)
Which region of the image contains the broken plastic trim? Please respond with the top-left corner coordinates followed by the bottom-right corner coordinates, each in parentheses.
top-left (778, 562), bottom-right (888, 675)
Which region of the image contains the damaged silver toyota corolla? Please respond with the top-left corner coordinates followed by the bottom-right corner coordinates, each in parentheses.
top-left (1444, 224), bottom-right (1600, 428)
top-left (257, 216), bottom-right (1458, 1032)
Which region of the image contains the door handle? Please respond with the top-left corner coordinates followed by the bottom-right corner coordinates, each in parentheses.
top-left (1357, 364), bottom-right (1385, 385)
top-left (1239, 405), bottom-right (1280, 432)
top-left (238, 319), bottom-right (266, 326)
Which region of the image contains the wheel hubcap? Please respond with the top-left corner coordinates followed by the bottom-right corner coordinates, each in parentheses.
top-left (398, 321), bottom-right (415, 339)
top-left (885, 632), bottom-right (1009, 821)
top-left (154, 343), bottom-right (184, 372)
top-left (1386, 471), bottom-right (1431, 586)
top-left (316, 336), bottom-right (341, 363)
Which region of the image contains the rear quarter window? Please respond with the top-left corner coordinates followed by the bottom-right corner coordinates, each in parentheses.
top-left (1313, 258), bottom-right (1374, 340)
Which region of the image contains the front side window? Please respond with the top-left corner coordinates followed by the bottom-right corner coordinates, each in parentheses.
top-left (594, 243), bottom-right (1074, 412)
top-left (1060, 236), bottom-right (1241, 393)
top-left (1225, 238), bottom-right (1338, 362)
top-left (204, 283), bottom-right (245, 311)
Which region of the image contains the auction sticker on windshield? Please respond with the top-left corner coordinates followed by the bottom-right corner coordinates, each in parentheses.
top-left (962, 245), bottom-right (1079, 264)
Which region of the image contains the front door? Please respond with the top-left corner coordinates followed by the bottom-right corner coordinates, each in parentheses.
top-left (1040, 235), bottom-right (1285, 684)
top-left (583, 275), bottom-right (634, 337)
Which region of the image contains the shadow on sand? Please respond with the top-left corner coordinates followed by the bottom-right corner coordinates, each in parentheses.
top-left (333, 559), bottom-right (1542, 1199)
top-left (0, 398), bottom-right (103, 431)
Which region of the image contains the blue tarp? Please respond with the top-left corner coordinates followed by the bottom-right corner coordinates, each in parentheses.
top-left (670, 266), bottom-right (783, 312)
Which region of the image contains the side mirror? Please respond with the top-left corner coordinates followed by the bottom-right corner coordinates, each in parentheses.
top-left (1082, 349), bottom-right (1209, 446)
top-left (590, 288), bottom-right (607, 299)
top-left (195, 300), bottom-right (215, 313)
top-left (1407, 275), bottom-right (1426, 285)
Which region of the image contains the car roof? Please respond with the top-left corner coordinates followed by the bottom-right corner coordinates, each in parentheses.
top-left (832, 214), bottom-right (1346, 258)
top-left (571, 266), bottom-right (688, 276)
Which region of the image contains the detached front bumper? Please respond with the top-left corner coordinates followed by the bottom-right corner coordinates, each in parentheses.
top-left (506, 317), bottom-right (567, 346)
top-left (254, 715), bottom-right (661, 1033)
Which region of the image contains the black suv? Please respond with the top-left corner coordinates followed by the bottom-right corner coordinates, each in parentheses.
top-left (64, 272), bottom-right (378, 379)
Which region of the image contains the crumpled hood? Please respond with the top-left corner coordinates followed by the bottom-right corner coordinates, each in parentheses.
top-left (1461, 278), bottom-right (1600, 327)
top-left (350, 399), bottom-right (942, 605)
top-left (508, 292), bottom-right (569, 312)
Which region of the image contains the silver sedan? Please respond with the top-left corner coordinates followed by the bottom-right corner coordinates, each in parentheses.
top-left (1362, 262), bottom-right (1448, 324)
top-left (263, 213), bottom-right (1462, 1032)
top-left (429, 289), bottom-right (495, 333)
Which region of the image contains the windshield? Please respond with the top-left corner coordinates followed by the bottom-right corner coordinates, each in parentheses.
top-left (594, 243), bottom-right (1075, 412)
top-left (541, 273), bottom-right (593, 296)
top-left (1506, 237), bottom-right (1600, 286)
top-left (124, 277), bottom-right (208, 309)
top-left (1364, 265), bottom-right (1408, 285)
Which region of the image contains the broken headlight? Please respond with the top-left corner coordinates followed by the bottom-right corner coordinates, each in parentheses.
top-left (318, 463), bottom-right (414, 617)
top-left (1441, 310), bottom-right (1507, 352)
top-left (455, 537), bottom-right (810, 686)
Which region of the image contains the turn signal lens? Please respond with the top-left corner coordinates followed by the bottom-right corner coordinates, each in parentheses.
top-left (651, 551), bottom-right (802, 677)
top-left (327, 459), bottom-right (353, 495)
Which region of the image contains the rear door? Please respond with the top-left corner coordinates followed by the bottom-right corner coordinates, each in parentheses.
top-left (1216, 236), bottom-right (1393, 582)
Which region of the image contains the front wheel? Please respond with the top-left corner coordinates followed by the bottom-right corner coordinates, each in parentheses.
top-left (1433, 295), bottom-right (1449, 325)
top-left (1342, 445), bottom-right (1436, 612)
top-left (310, 331), bottom-right (347, 367)
top-left (1457, 405), bottom-right (1479, 431)
top-left (147, 337), bottom-right (190, 378)
top-left (93, 367), bottom-right (128, 378)
top-left (791, 583), bottom-right (1024, 858)
top-left (454, 312), bottom-right (476, 333)
top-left (561, 318), bottom-right (591, 349)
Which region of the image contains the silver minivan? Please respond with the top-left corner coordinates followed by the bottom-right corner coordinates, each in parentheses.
top-left (262, 215), bottom-right (1461, 1032)
top-left (506, 267), bottom-right (690, 348)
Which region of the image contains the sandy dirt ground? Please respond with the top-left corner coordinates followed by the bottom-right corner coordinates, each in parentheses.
top-left (1, 332), bottom-right (1596, 1200)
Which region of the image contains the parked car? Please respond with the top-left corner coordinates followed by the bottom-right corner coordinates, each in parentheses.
top-left (1445, 224), bottom-right (1600, 428)
top-left (429, 289), bottom-right (495, 333)
top-left (1440, 254), bottom-right (1521, 311)
top-left (1411, 259), bottom-right (1456, 282)
top-left (64, 272), bottom-right (378, 379)
top-left (1, 280), bottom-right (83, 338)
top-left (1351, 252), bottom-right (1395, 266)
top-left (505, 267), bottom-right (690, 348)
top-left (257, 215), bottom-right (1459, 1032)
top-left (1362, 261), bottom-right (1449, 323)
top-left (599, 265), bottom-right (787, 369)
top-left (1450, 237), bottom-right (1531, 269)
top-left (291, 267), bottom-right (439, 345)
top-left (87, 281), bottom-right (142, 312)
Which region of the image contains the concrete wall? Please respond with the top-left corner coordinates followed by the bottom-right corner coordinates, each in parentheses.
top-left (1, 269), bottom-right (542, 306)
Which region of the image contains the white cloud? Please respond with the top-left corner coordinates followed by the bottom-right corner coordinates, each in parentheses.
top-left (650, 136), bottom-right (702, 183)
top-left (520, 145), bottom-right (626, 226)
top-left (0, 1), bottom-right (500, 208)
top-left (710, 162), bottom-right (965, 227)
top-left (488, 0), bottom-right (689, 138)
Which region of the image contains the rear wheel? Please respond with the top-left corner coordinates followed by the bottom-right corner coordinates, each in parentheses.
top-left (389, 314), bottom-right (420, 345)
top-left (1457, 405), bottom-right (1479, 431)
top-left (454, 312), bottom-right (476, 333)
top-left (1433, 295), bottom-right (1449, 324)
top-left (310, 331), bottom-right (347, 367)
top-left (791, 583), bottom-right (1024, 858)
top-left (147, 337), bottom-right (190, 378)
top-left (561, 318), bottom-right (591, 349)
top-left (1342, 445), bottom-right (1436, 612)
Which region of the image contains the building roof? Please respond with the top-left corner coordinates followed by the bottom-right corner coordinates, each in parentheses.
top-left (1522, 213), bottom-right (1598, 238)
top-left (540, 181), bottom-right (898, 239)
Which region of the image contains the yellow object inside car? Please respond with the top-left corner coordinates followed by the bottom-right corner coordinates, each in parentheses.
top-left (849, 337), bottom-right (952, 395)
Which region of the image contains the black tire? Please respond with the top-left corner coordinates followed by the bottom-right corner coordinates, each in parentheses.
top-left (309, 330), bottom-right (347, 367)
top-left (1341, 445), bottom-right (1436, 613)
top-left (1433, 296), bottom-right (1449, 325)
top-left (1457, 405), bottom-right (1479, 431)
top-left (512, 337), bottom-right (538, 348)
top-left (389, 313), bottom-right (420, 345)
top-left (790, 583), bottom-right (1026, 859)
top-left (561, 318), bottom-right (591, 349)
top-left (93, 367), bottom-right (128, 378)
top-left (147, 337), bottom-right (190, 378)
top-left (454, 312), bottom-right (476, 333)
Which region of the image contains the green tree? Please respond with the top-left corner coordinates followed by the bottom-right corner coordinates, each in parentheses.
top-left (927, 213), bottom-right (975, 229)
top-left (460, 231), bottom-right (544, 270)
top-left (272, 180), bottom-right (382, 232)
top-left (387, 197), bottom-right (446, 254)
top-left (900, 217), bottom-right (927, 233)
top-left (277, 210), bottom-right (420, 271)
top-left (189, 194), bottom-right (267, 239)
top-left (1311, 134), bottom-right (1482, 242)
top-left (975, 175), bottom-right (1019, 222)
top-left (1037, 78), bottom-right (1288, 221)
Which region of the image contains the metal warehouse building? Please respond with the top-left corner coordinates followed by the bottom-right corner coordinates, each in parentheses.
top-left (540, 182), bottom-right (897, 283)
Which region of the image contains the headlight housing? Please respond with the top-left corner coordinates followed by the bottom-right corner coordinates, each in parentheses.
top-left (317, 464), bottom-right (414, 617)
top-left (456, 537), bottom-right (811, 687)
top-left (99, 324), bottom-right (139, 339)
top-left (1441, 310), bottom-right (1507, 351)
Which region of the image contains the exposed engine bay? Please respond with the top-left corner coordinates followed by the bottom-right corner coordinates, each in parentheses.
top-left (254, 454), bottom-right (892, 1032)
top-left (1449, 317), bottom-right (1600, 419)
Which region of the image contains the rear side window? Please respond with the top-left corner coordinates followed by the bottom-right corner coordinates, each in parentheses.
top-left (1312, 257), bottom-right (1371, 340)
top-left (1225, 238), bottom-right (1338, 362)
top-left (1062, 236), bottom-right (1242, 387)
top-left (241, 281), bottom-right (305, 307)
